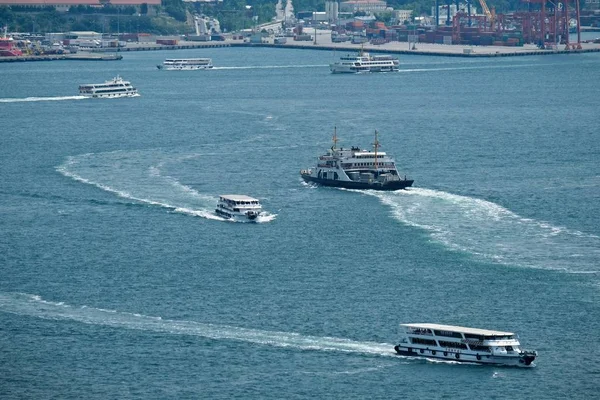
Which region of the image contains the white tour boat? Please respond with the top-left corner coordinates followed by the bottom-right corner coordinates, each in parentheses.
top-left (394, 323), bottom-right (537, 367)
top-left (215, 195), bottom-right (262, 221)
top-left (300, 128), bottom-right (413, 191)
top-left (330, 48), bottom-right (399, 73)
top-left (78, 76), bottom-right (139, 98)
top-left (157, 58), bottom-right (213, 70)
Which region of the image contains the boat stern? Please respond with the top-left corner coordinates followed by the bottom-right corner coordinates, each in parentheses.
top-left (246, 210), bottom-right (260, 220)
top-left (519, 350), bottom-right (537, 366)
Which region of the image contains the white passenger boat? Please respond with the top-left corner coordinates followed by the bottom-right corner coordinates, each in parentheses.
top-left (78, 76), bottom-right (139, 98)
top-left (300, 128), bottom-right (413, 191)
top-left (215, 195), bottom-right (262, 221)
top-left (394, 323), bottom-right (537, 367)
top-left (157, 58), bottom-right (213, 70)
top-left (330, 48), bottom-right (399, 73)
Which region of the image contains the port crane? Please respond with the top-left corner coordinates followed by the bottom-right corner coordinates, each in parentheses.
top-left (478, 0), bottom-right (496, 30)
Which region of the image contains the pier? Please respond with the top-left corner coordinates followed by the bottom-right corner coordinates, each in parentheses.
top-left (0, 53), bottom-right (123, 63)
top-left (2, 37), bottom-right (600, 63)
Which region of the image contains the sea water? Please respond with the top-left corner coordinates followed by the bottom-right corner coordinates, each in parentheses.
top-left (1, 47), bottom-right (599, 399)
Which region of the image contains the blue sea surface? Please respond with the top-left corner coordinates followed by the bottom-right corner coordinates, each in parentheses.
top-left (1, 48), bottom-right (600, 399)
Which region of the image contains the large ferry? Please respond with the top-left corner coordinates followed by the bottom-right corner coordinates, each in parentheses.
top-left (330, 48), bottom-right (399, 73)
top-left (394, 323), bottom-right (538, 367)
top-left (215, 195), bottom-right (262, 222)
top-left (78, 76), bottom-right (139, 98)
top-left (300, 129), bottom-right (413, 191)
top-left (157, 58), bottom-right (213, 70)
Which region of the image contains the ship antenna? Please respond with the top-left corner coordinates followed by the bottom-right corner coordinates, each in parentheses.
top-left (332, 126), bottom-right (338, 150)
top-left (373, 130), bottom-right (379, 170)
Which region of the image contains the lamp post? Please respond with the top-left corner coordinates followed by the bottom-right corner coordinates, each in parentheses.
top-left (313, 14), bottom-right (317, 44)
top-left (245, 5), bottom-right (253, 31)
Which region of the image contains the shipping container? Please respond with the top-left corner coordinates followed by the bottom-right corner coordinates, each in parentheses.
top-left (156, 39), bottom-right (178, 45)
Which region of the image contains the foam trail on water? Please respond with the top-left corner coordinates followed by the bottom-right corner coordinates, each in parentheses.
top-left (0, 293), bottom-right (394, 357)
top-left (212, 65), bottom-right (327, 70)
top-left (56, 149), bottom-right (275, 223)
top-left (358, 188), bottom-right (600, 273)
top-left (0, 96), bottom-right (87, 103)
top-left (398, 63), bottom-right (549, 74)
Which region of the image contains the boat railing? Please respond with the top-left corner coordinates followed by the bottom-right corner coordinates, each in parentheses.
top-left (462, 339), bottom-right (483, 346)
top-left (342, 165), bottom-right (396, 170)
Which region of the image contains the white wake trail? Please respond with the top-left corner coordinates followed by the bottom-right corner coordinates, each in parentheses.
top-left (0, 293), bottom-right (394, 357)
top-left (361, 188), bottom-right (600, 273)
top-left (56, 150), bottom-right (276, 223)
top-left (212, 64), bottom-right (327, 70)
top-left (0, 96), bottom-right (87, 103)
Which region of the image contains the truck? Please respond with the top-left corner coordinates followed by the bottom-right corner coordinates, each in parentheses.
top-left (351, 35), bottom-right (368, 44)
top-left (331, 34), bottom-right (350, 43)
top-left (156, 39), bottom-right (178, 45)
top-left (294, 34), bottom-right (313, 41)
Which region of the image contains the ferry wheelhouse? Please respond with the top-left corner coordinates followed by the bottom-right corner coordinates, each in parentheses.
top-left (157, 58), bottom-right (213, 70)
top-left (300, 129), bottom-right (413, 191)
top-left (394, 323), bottom-right (537, 367)
top-left (330, 49), bottom-right (399, 73)
top-left (78, 76), bottom-right (139, 98)
top-left (215, 195), bottom-right (262, 221)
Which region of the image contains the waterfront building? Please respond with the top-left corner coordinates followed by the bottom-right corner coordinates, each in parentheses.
top-left (393, 9), bottom-right (413, 24)
top-left (339, 0), bottom-right (387, 15)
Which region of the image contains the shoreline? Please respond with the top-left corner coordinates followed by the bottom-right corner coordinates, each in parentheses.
top-left (0, 53), bottom-right (123, 62)
top-left (2, 38), bottom-right (600, 62)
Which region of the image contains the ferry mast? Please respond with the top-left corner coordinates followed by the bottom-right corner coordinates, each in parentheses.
top-left (373, 130), bottom-right (379, 170)
top-left (332, 126), bottom-right (338, 150)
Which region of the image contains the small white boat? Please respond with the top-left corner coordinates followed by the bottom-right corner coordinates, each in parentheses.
top-left (394, 323), bottom-right (537, 367)
top-left (215, 195), bottom-right (262, 221)
top-left (157, 58), bottom-right (213, 70)
top-left (78, 76), bottom-right (139, 98)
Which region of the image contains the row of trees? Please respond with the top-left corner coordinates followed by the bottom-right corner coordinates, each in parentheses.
top-left (0, 0), bottom-right (534, 35)
top-left (0, 5), bottom-right (187, 34)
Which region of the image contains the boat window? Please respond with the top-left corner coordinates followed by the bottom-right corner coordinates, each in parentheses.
top-left (434, 330), bottom-right (463, 338)
top-left (408, 328), bottom-right (432, 335)
top-left (438, 340), bottom-right (468, 350)
top-left (410, 338), bottom-right (437, 346)
top-left (469, 344), bottom-right (490, 352)
top-left (487, 335), bottom-right (513, 340)
top-left (464, 333), bottom-right (485, 341)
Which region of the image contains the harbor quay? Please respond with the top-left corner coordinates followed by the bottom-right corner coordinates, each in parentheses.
top-left (65, 31), bottom-right (600, 57)
top-left (0, 52), bottom-right (123, 62)
top-left (85, 36), bottom-right (600, 58)
top-left (2, 32), bottom-right (600, 63)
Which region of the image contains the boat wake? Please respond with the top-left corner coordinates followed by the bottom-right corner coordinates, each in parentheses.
top-left (0, 292), bottom-right (394, 357)
top-left (212, 65), bottom-right (327, 70)
top-left (398, 63), bottom-right (548, 74)
top-left (0, 95), bottom-right (87, 103)
top-left (358, 188), bottom-right (600, 273)
top-left (256, 212), bottom-right (277, 223)
top-left (56, 149), bottom-right (276, 223)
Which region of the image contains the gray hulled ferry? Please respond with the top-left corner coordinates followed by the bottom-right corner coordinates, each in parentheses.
top-left (300, 129), bottom-right (413, 191)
